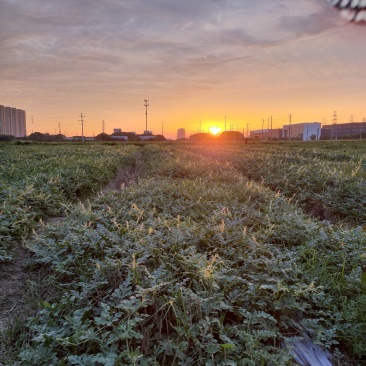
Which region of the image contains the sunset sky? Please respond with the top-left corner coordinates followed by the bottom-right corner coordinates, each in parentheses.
top-left (1, 0), bottom-right (366, 139)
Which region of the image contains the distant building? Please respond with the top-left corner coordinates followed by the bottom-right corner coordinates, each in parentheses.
top-left (0, 105), bottom-right (26, 137)
top-left (321, 122), bottom-right (366, 140)
top-left (140, 135), bottom-right (156, 141)
top-left (69, 136), bottom-right (94, 141)
top-left (111, 135), bottom-right (128, 140)
top-left (113, 128), bottom-right (122, 133)
top-left (250, 128), bottom-right (282, 140)
top-left (282, 122), bottom-right (321, 141)
top-left (177, 128), bottom-right (186, 140)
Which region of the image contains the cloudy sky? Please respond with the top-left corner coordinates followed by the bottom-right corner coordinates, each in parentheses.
top-left (1, 0), bottom-right (366, 138)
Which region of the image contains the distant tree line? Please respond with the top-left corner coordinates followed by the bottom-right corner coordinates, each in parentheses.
top-left (189, 131), bottom-right (245, 142)
top-left (27, 132), bottom-right (66, 142)
top-left (18, 131), bottom-right (167, 142)
top-left (0, 134), bottom-right (16, 141)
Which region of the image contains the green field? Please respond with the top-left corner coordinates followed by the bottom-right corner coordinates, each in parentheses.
top-left (0, 142), bottom-right (365, 365)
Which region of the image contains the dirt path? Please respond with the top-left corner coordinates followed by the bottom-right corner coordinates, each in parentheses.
top-left (0, 247), bottom-right (31, 335)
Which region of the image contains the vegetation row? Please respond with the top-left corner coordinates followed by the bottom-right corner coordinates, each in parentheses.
top-left (176, 142), bottom-right (366, 225)
top-left (0, 144), bottom-right (139, 262)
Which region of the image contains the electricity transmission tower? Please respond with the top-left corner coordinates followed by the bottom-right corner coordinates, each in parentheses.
top-left (79, 113), bottom-right (85, 143)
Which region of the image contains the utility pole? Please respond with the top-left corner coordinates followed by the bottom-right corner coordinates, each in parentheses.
top-left (162, 121), bottom-right (164, 136)
top-left (223, 116), bottom-right (227, 141)
top-left (102, 120), bottom-right (105, 134)
top-left (58, 122), bottom-right (61, 135)
top-left (270, 116), bottom-right (273, 140)
top-left (262, 119), bottom-right (265, 139)
top-left (31, 116), bottom-right (34, 134)
top-left (288, 114), bottom-right (292, 141)
top-left (79, 113), bottom-right (85, 143)
top-left (247, 123), bottom-right (249, 138)
top-left (333, 111), bottom-right (337, 140)
top-left (350, 114), bottom-right (353, 123)
top-left (144, 99), bottom-right (149, 133)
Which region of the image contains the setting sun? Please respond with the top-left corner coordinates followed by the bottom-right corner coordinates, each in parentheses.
top-left (209, 126), bottom-right (221, 135)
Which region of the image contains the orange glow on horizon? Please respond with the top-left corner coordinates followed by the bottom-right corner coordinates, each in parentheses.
top-left (209, 126), bottom-right (221, 135)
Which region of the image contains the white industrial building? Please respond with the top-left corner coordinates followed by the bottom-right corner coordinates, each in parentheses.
top-left (282, 122), bottom-right (321, 141)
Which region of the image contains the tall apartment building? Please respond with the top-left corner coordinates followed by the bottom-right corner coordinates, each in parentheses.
top-left (0, 105), bottom-right (27, 137)
top-left (177, 128), bottom-right (186, 140)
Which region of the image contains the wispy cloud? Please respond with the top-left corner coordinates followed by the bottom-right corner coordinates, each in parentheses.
top-left (1, 0), bottom-right (366, 135)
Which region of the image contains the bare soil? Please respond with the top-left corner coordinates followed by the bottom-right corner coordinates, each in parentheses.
top-left (0, 247), bottom-right (31, 334)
